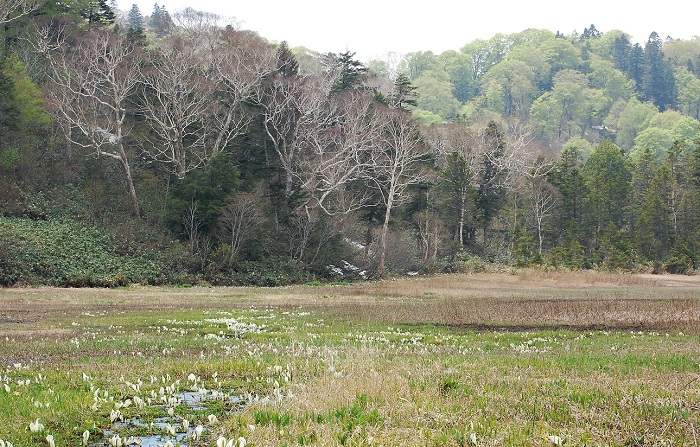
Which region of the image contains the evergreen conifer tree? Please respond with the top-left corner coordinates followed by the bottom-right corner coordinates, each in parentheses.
top-left (127, 4), bottom-right (143, 32)
top-left (642, 32), bottom-right (676, 110)
top-left (331, 51), bottom-right (367, 94)
top-left (391, 73), bottom-right (418, 111)
top-left (150, 3), bottom-right (173, 37)
top-left (80, 0), bottom-right (116, 29)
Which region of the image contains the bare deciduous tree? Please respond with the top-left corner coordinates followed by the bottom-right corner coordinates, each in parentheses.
top-left (256, 56), bottom-right (336, 198)
top-left (286, 209), bottom-right (313, 261)
top-left (415, 191), bottom-right (443, 262)
top-left (139, 26), bottom-right (273, 179)
top-left (172, 7), bottom-right (226, 43)
top-left (258, 49), bottom-right (386, 217)
top-left (215, 192), bottom-right (263, 262)
top-left (369, 108), bottom-right (432, 277)
top-left (183, 200), bottom-right (202, 255)
top-left (43, 29), bottom-right (143, 217)
top-left (472, 120), bottom-right (539, 188)
top-left (298, 90), bottom-right (384, 214)
top-left (427, 124), bottom-right (479, 247)
top-left (524, 177), bottom-right (559, 253)
top-left (139, 34), bottom-right (217, 179)
top-left (211, 27), bottom-right (275, 159)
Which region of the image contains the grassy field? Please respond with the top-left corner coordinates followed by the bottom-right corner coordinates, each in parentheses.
top-left (0, 271), bottom-right (699, 446)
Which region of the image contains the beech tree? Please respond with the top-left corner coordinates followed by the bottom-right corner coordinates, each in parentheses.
top-left (215, 191), bottom-right (263, 263)
top-left (0, 0), bottom-right (40, 60)
top-left (211, 26), bottom-right (275, 162)
top-left (613, 97), bottom-right (658, 151)
top-left (482, 59), bottom-right (536, 116)
top-left (256, 42), bottom-right (311, 199)
top-left (675, 67), bottom-right (700, 119)
top-left (413, 69), bottom-right (461, 120)
top-left (523, 176), bottom-right (559, 254)
top-left (139, 28), bottom-right (273, 179)
top-left (369, 107), bottom-right (432, 276)
top-left (530, 69), bottom-right (609, 141)
top-left (257, 46), bottom-right (389, 218)
top-left (172, 7), bottom-right (222, 43)
top-left (44, 28), bottom-right (143, 217)
top-left (139, 34), bottom-right (218, 179)
top-left (300, 90), bottom-right (384, 214)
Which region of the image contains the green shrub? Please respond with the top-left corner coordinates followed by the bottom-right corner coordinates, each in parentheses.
top-left (447, 254), bottom-right (489, 273)
top-left (0, 230), bottom-right (20, 285)
top-left (664, 254), bottom-right (693, 274)
top-left (0, 148), bottom-right (20, 171)
top-left (0, 217), bottom-right (167, 286)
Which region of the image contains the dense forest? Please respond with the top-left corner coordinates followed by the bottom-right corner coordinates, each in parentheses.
top-left (1, 0), bottom-right (700, 286)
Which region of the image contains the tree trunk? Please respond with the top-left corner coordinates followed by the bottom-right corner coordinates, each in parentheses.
top-left (175, 138), bottom-right (186, 179)
top-left (365, 223), bottom-right (372, 257)
top-left (118, 146), bottom-right (141, 218)
top-left (377, 194), bottom-right (393, 278)
top-left (285, 171), bottom-right (293, 198)
top-left (65, 125), bottom-right (72, 163)
top-left (458, 190), bottom-right (465, 246)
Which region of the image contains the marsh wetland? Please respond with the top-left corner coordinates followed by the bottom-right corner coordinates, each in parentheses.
top-left (0, 271), bottom-right (699, 446)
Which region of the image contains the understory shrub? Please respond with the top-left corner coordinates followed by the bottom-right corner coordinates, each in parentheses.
top-left (0, 217), bottom-right (166, 286)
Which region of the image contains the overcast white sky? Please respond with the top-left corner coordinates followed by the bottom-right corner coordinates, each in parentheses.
top-left (126, 0), bottom-right (699, 62)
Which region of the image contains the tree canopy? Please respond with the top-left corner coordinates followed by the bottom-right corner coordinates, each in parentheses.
top-left (1, 10), bottom-right (700, 285)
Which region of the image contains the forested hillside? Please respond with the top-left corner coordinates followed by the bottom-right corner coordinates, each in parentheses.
top-left (1, 0), bottom-right (699, 286)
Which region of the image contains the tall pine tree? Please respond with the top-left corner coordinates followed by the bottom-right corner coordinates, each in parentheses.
top-left (390, 73), bottom-right (418, 111)
top-left (331, 51), bottom-right (367, 94)
top-left (642, 32), bottom-right (676, 110)
top-left (476, 121), bottom-right (507, 243)
top-left (584, 139), bottom-right (632, 234)
top-left (126, 4), bottom-right (144, 41)
top-left (150, 3), bottom-right (173, 37)
top-left (80, 0), bottom-right (116, 29)
top-left (127, 4), bottom-right (143, 32)
top-left (628, 43), bottom-right (645, 92)
top-left (547, 146), bottom-right (588, 245)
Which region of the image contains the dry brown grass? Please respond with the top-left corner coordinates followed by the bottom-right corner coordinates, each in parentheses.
top-left (1, 270), bottom-right (699, 335)
top-left (306, 272), bottom-right (700, 332)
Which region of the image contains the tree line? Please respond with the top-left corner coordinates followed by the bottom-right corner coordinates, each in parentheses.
top-left (401, 26), bottom-right (700, 156)
top-left (0, 1), bottom-right (699, 286)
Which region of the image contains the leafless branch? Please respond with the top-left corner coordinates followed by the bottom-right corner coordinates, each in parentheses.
top-left (0, 0), bottom-right (39, 24)
top-left (42, 29), bottom-right (143, 216)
